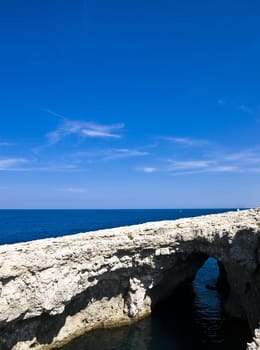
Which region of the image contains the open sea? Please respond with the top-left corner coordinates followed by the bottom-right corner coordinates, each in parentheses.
top-left (0, 208), bottom-right (238, 245)
top-left (0, 209), bottom-right (251, 349)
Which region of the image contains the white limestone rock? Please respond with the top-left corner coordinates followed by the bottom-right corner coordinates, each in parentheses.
top-left (0, 208), bottom-right (259, 349)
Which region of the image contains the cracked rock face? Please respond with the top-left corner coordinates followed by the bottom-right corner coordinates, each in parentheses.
top-left (0, 208), bottom-right (260, 349)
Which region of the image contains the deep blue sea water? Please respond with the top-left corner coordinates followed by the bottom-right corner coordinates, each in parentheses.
top-left (0, 209), bottom-right (251, 349)
top-left (0, 209), bottom-right (236, 245)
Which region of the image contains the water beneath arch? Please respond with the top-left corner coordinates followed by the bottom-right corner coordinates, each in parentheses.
top-left (59, 258), bottom-right (251, 350)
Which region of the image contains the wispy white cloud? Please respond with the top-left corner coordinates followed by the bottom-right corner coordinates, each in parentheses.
top-left (68, 147), bottom-right (150, 163)
top-left (161, 145), bottom-right (260, 175)
top-left (225, 152), bottom-right (247, 161)
top-left (136, 143), bottom-right (260, 175)
top-left (166, 159), bottom-right (213, 172)
top-left (225, 146), bottom-right (260, 164)
top-left (103, 148), bottom-right (149, 160)
top-left (59, 187), bottom-right (88, 194)
top-left (162, 136), bottom-right (209, 147)
top-left (0, 146), bottom-right (149, 173)
top-left (0, 142), bottom-right (15, 146)
top-left (12, 164), bottom-right (81, 172)
top-left (46, 118), bottom-right (124, 144)
top-left (137, 167), bottom-right (157, 173)
top-left (137, 160), bottom-right (215, 175)
top-left (0, 158), bottom-right (28, 170)
top-left (243, 167), bottom-right (260, 173)
top-left (134, 143), bottom-right (260, 175)
top-left (81, 129), bottom-right (119, 138)
top-left (216, 99), bottom-right (259, 118)
top-left (43, 109), bottom-right (66, 120)
top-left (218, 100), bottom-right (260, 120)
top-left (239, 105), bottom-right (253, 114)
top-left (0, 157), bottom-right (82, 172)
top-left (162, 162), bottom-right (240, 176)
top-left (208, 165), bottom-right (239, 172)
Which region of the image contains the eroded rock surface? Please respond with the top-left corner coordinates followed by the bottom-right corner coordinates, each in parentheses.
top-left (0, 208), bottom-right (260, 349)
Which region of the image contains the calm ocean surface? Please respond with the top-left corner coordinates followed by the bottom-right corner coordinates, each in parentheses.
top-left (0, 208), bottom-right (236, 245)
top-left (0, 209), bottom-right (250, 349)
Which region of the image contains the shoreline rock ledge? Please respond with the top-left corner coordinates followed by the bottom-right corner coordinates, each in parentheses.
top-left (0, 208), bottom-right (260, 349)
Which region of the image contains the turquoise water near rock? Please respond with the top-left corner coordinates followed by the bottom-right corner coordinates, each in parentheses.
top-left (0, 209), bottom-right (250, 349)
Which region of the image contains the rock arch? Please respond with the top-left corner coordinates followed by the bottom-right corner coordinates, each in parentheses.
top-left (0, 208), bottom-right (259, 349)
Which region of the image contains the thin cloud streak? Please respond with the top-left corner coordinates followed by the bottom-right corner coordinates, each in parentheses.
top-left (162, 136), bottom-right (209, 147)
top-left (169, 166), bottom-right (259, 176)
top-left (225, 147), bottom-right (260, 164)
top-left (166, 150), bottom-right (260, 174)
top-left (0, 142), bottom-right (15, 146)
top-left (208, 166), bottom-right (239, 172)
top-left (68, 148), bottom-right (150, 162)
top-left (103, 148), bottom-right (149, 160)
top-left (0, 158), bottom-right (28, 170)
top-left (43, 109), bottom-right (67, 120)
top-left (218, 100), bottom-right (259, 118)
top-left (137, 167), bottom-right (157, 173)
top-left (140, 144), bottom-right (260, 175)
top-left (59, 187), bottom-right (88, 194)
top-left (0, 146), bottom-right (149, 172)
top-left (46, 118), bottom-right (124, 145)
top-left (166, 160), bottom-right (213, 171)
top-left (0, 159), bottom-right (83, 172)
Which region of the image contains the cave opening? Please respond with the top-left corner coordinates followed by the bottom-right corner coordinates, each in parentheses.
top-left (58, 257), bottom-right (252, 350)
top-left (152, 257), bottom-right (251, 349)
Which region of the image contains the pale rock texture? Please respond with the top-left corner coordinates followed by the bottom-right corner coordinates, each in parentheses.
top-left (0, 208), bottom-right (260, 349)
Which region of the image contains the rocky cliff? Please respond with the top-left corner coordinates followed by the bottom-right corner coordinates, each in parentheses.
top-left (0, 208), bottom-right (260, 349)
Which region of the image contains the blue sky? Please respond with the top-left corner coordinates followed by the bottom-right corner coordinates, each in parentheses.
top-left (0, 0), bottom-right (260, 209)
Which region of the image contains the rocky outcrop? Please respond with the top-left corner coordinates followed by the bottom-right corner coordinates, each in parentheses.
top-left (0, 208), bottom-right (260, 349)
top-left (248, 328), bottom-right (260, 350)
